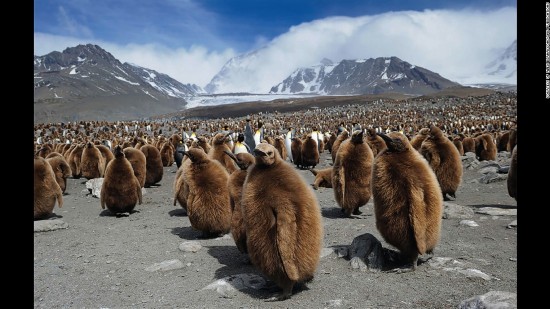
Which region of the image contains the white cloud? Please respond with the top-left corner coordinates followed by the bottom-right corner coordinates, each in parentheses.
top-left (210, 7), bottom-right (517, 93)
top-left (34, 7), bottom-right (516, 92)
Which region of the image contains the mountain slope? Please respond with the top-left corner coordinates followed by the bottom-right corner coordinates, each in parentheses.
top-left (270, 57), bottom-right (461, 95)
top-left (34, 44), bottom-right (203, 123)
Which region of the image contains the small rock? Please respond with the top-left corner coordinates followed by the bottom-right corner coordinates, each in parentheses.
top-left (458, 290), bottom-right (517, 309)
top-left (506, 220), bottom-right (517, 228)
top-left (145, 259), bottom-right (184, 272)
top-left (85, 178), bottom-right (104, 198)
top-left (460, 220), bottom-right (479, 227)
top-left (475, 208), bottom-right (517, 216)
top-left (457, 268), bottom-right (492, 280)
top-left (179, 241), bottom-right (202, 253)
top-left (34, 219), bottom-right (68, 232)
top-left (442, 202), bottom-right (475, 219)
top-left (202, 273), bottom-right (266, 298)
top-left (320, 248), bottom-right (334, 258)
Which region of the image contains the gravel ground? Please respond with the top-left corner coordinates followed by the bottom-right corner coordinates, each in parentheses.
top-left (34, 148), bottom-right (517, 309)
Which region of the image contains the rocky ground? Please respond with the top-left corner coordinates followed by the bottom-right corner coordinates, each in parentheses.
top-left (34, 149), bottom-right (517, 309)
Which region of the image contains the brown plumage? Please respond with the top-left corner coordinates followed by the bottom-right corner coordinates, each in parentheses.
top-left (241, 142), bottom-right (323, 300)
top-left (366, 128), bottom-right (387, 157)
top-left (224, 150), bottom-right (256, 254)
top-left (80, 142), bottom-right (106, 180)
top-left (373, 132), bottom-right (443, 271)
top-left (140, 144), bottom-right (164, 187)
top-left (290, 137), bottom-right (303, 169)
top-left (331, 129), bottom-right (349, 163)
top-left (208, 132), bottom-right (238, 174)
top-left (507, 128), bottom-right (517, 153)
top-left (160, 142), bottom-right (175, 167)
top-left (332, 130), bottom-right (374, 216)
top-left (507, 145), bottom-right (517, 201)
top-left (122, 147), bottom-right (147, 188)
top-left (96, 144), bottom-right (114, 168)
top-left (475, 133), bottom-right (497, 161)
top-left (326, 133), bottom-right (337, 153)
top-left (452, 137), bottom-right (465, 156)
top-left (410, 128), bottom-right (430, 151)
top-left (420, 125), bottom-right (463, 201)
top-left (172, 156), bottom-right (191, 211)
top-left (34, 154), bottom-right (63, 220)
top-left (496, 131), bottom-right (510, 152)
top-left (273, 135), bottom-right (287, 161)
top-left (46, 154), bottom-right (72, 194)
top-left (100, 145), bottom-right (142, 214)
top-left (68, 143), bottom-right (85, 178)
top-left (182, 147), bottom-right (232, 237)
top-left (309, 167), bottom-right (333, 189)
top-left (301, 133), bottom-right (320, 169)
top-left (462, 136), bottom-right (476, 153)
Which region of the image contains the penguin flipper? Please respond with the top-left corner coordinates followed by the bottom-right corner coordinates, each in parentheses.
top-left (275, 206), bottom-right (299, 281)
top-left (409, 185), bottom-right (427, 254)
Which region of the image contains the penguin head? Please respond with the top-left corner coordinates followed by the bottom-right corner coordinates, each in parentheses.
top-left (351, 130), bottom-right (364, 143)
top-left (253, 143), bottom-right (277, 166)
top-left (378, 132), bottom-right (408, 153)
top-left (428, 125), bottom-right (444, 139)
top-left (224, 150), bottom-right (255, 170)
top-left (183, 147), bottom-right (208, 163)
top-left (114, 145), bottom-right (125, 158)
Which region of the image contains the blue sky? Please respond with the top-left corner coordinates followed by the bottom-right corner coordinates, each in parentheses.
top-left (34, 0), bottom-right (517, 90)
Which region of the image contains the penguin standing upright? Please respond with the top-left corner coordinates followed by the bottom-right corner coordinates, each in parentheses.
top-left (284, 127), bottom-right (294, 162)
top-left (253, 120), bottom-right (264, 148)
top-left (233, 133), bottom-right (251, 154)
top-left (244, 118), bottom-right (256, 151)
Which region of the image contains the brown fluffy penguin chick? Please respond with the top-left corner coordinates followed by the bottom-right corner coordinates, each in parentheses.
top-left (420, 125), bottom-right (463, 201)
top-left (100, 145), bottom-right (142, 214)
top-left (326, 133), bottom-right (337, 153)
top-left (366, 128), bottom-right (387, 157)
top-left (475, 133), bottom-right (497, 161)
top-left (80, 142), bottom-right (106, 180)
top-left (224, 150), bottom-right (256, 254)
top-left (96, 144), bottom-right (115, 168)
top-left (410, 128), bottom-right (430, 151)
top-left (183, 147), bottom-right (232, 238)
top-left (172, 158), bottom-right (189, 211)
top-left (331, 129), bottom-right (349, 163)
top-left (496, 131), bottom-right (510, 152)
top-left (68, 143), bottom-right (85, 178)
top-left (241, 142), bottom-right (323, 301)
top-left (208, 132), bottom-right (238, 174)
top-left (273, 135), bottom-right (287, 161)
top-left (309, 167), bottom-right (333, 189)
top-left (46, 155), bottom-right (72, 194)
top-left (507, 145), bottom-right (517, 201)
top-left (140, 144), bottom-right (164, 187)
top-left (290, 137), bottom-right (303, 169)
top-left (452, 137), bottom-right (465, 156)
top-left (332, 130), bottom-right (374, 217)
top-left (373, 132), bottom-right (443, 272)
top-left (507, 128), bottom-right (517, 153)
top-left (34, 155), bottom-right (63, 220)
top-left (301, 133), bottom-right (320, 169)
top-left (122, 147), bottom-right (147, 188)
top-left (195, 136), bottom-right (211, 154)
top-left (160, 142), bottom-right (175, 167)
top-left (462, 136), bottom-right (476, 154)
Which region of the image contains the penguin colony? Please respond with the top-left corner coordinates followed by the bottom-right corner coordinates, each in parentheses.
top-left (34, 91), bottom-right (516, 300)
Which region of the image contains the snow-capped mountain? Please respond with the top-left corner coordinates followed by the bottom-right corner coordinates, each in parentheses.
top-left (460, 40), bottom-right (517, 88)
top-left (270, 57), bottom-right (461, 95)
top-left (204, 50), bottom-right (263, 94)
top-left (485, 40), bottom-right (517, 81)
top-left (34, 44), bottom-right (204, 123)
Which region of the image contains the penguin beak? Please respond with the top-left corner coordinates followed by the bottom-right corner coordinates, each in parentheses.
top-left (182, 151), bottom-right (192, 161)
